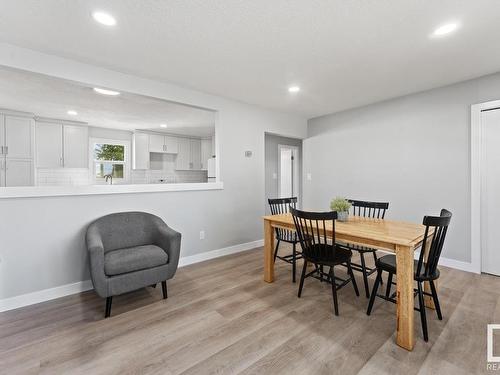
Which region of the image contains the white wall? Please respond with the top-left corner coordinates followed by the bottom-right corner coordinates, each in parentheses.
top-left (0, 43), bottom-right (307, 300)
top-left (304, 72), bottom-right (500, 265)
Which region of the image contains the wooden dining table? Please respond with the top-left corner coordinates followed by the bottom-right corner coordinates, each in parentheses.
top-left (262, 213), bottom-right (434, 351)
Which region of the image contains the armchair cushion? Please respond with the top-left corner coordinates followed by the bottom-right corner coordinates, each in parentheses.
top-left (104, 245), bottom-right (168, 276)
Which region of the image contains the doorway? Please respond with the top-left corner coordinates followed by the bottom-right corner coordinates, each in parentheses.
top-left (264, 133), bottom-right (302, 214)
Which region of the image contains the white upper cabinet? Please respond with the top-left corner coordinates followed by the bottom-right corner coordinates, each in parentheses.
top-left (133, 132), bottom-right (150, 170)
top-left (149, 134), bottom-right (165, 153)
top-left (0, 115), bottom-right (5, 156)
top-left (175, 137), bottom-right (191, 170)
top-left (4, 115), bottom-right (33, 159)
top-left (165, 136), bottom-right (179, 154)
top-left (149, 134), bottom-right (178, 154)
top-left (200, 138), bottom-right (212, 170)
top-left (36, 120), bottom-right (88, 168)
top-left (190, 138), bottom-right (201, 170)
top-left (63, 124), bottom-right (88, 168)
top-left (36, 121), bottom-right (63, 168)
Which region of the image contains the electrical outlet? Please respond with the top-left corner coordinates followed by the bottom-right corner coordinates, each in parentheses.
top-left (199, 230), bottom-right (205, 240)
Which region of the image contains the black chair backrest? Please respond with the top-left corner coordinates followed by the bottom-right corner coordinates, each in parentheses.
top-left (268, 197), bottom-right (297, 215)
top-left (417, 209), bottom-right (452, 277)
top-left (348, 199), bottom-right (389, 219)
top-left (268, 197), bottom-right (297, 239)
top-left (290, 207), bottom-right (337, 260)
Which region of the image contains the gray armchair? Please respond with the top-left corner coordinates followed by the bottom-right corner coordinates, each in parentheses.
top-left (86, 211), bottom-right (181, 317)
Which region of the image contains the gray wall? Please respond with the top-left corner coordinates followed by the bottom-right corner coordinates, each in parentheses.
top-left (0, 44), bottom-right (307, 300)
top-left (304, 72), bottom-right (500, 264)
top-left (264, 133), bottom-right (303, 214)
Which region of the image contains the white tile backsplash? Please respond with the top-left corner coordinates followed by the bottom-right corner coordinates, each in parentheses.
top-left (37, 168), bottom-right (90, 186)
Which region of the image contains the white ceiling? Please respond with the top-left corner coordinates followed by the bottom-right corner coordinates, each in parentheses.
top-left (0, 1), bottom-right (500, 117)
top-left (0, 66), bottom-right (215, 137)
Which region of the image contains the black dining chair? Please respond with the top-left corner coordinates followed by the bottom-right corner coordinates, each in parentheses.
top-left (366, 209), bottom-right (452, 342)
top-left (338, 199), bottom-right (390, 298)
top-left (291, 207), bottom-right (359, 316)
top-left (268, 197), bottom-right (302, 282)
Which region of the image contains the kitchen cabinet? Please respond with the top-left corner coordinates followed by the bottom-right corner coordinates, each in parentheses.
top-left (0, 113), bottom-right (34, 187)
top-left (149, 134), bottom-right (178, 154)
top-left (175, 137), bottom-right (191, 170)
top-left (36, 120), bottom-right (88, 168)
top-left (200, 138), bottom-right (212, 170)
top-left (63, 125), bottom-right (88, 168)
top-left (190, 138), bottom-right (201, 170)
top-left (4, 115), bottom-right (33, 159)
top-left (36, 121), bottom-right (63, 168)
top-left (5, 159), bottom-right (33, 186)
top-left (175, 137), bottom-right (203, 170)
top-left (133, 132), bottom-right (150, 169)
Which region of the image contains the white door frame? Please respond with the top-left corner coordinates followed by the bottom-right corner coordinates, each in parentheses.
top-left (470, 99), bottom-right (500, 274)
top-left (277, 144), bottom-right (300, 199)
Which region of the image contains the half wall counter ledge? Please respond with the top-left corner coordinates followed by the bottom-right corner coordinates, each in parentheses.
top-left (0, 182), bottom-right (224, 199)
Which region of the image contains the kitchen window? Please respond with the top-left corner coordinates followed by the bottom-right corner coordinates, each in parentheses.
top-left (90, 138), bottom-right (130, 184)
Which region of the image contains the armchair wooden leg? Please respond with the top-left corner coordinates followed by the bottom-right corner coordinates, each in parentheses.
top-left (161, 281), bottom-right (168, 299)
top-left (105, 296), bottom-right (113, 318)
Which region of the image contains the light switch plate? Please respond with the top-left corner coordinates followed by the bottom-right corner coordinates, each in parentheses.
top-left (307, 173), bottom-right (312, 181)
top-left (272, 173), bottom-right (277, 179)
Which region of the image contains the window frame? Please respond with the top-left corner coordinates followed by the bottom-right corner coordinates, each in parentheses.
top-left (89, 137), bottom-right (131, 184)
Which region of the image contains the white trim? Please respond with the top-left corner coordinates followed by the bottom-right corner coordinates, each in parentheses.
top-left (178, 239), bottom-right (264, 267)
top-left (89, 137), bottom-right (131, 184)
top-left (0, 280), bottom-right (94, 313)
top-left (0, 181), bottom-right (224, 199)
top-left (438, 257), bottom-right (476, 273)
top-left (0, 239), bottom-right (263, 312)
top-left (470, 100), bottom-right (500, 274)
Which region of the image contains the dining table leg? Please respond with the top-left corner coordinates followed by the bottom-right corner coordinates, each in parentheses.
top-left (396, 244), bottom-right (415, 351)
top-left (264, 219), bottom-right (275, 283)
top-left (422, 234), bottom-right (436, 309)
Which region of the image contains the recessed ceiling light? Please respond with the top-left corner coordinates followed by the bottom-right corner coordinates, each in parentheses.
top-left (67, 110), bottom-right (78, 116)
top-left (288, 86), bottom-right (300, 93)
top-left (92, 11), bottom-right (116, 26)
top-left (160, 124), bottom-right (168, 128)
top-left (431, 22), bottom-right (459, 37)
top-left (93, 87), bottom-right (120, 96)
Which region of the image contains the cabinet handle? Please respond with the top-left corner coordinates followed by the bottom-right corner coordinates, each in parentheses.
top-left (4, 146), bottom-right (8, 155)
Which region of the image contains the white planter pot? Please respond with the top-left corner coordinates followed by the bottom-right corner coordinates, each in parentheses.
top-left (337, 211), bottom-right (349, 222)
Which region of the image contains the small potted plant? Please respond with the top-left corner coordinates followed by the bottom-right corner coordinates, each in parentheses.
top-left (330, 197), bottom-right (352, 222)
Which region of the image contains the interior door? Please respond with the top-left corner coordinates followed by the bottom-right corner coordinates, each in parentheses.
top-left (481, 108), bottom-right (500, 275)
top-left (5, 115), bottom-right (32, 159)
top-left (278, 145), bottom-right (299, 199)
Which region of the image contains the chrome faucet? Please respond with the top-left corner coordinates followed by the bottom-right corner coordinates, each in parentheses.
top-left (104, 174), bottom-right (113, 185)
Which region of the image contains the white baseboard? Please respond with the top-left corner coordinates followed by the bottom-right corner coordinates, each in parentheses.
top-left (0, 280), bottom-right (94, 313)
top-left (438, 256), bottom-right (477, 273)
top-left (0, 239), bottom-right (264, 313)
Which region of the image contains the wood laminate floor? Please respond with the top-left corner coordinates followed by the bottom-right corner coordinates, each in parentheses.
top-left (0, 245), bottom-right (497, 374)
